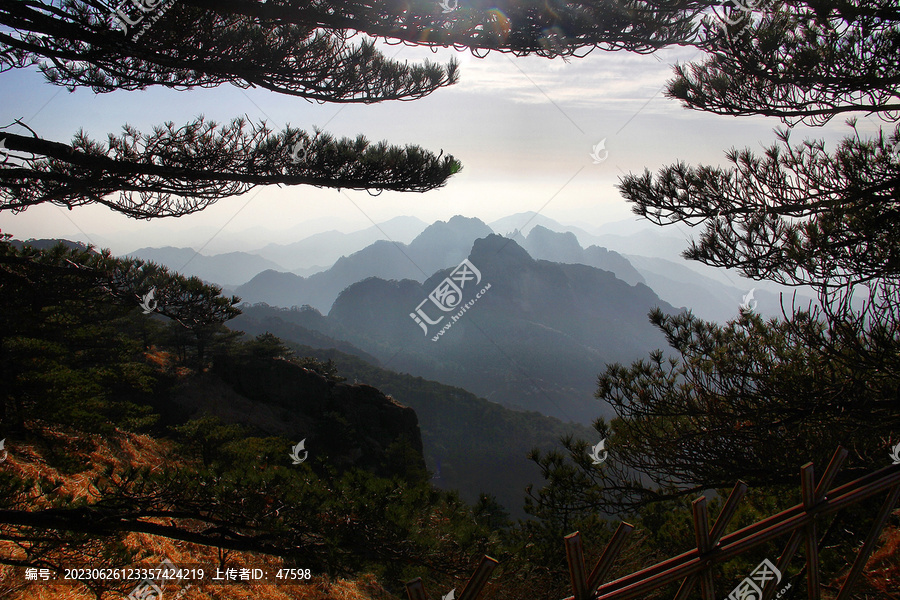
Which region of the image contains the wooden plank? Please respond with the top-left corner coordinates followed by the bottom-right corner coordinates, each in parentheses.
top-left (693, 497), bottom-right (711, 554)
top-left (801, 463), bottom-right (816, 508)
top-left (458, 555), bottom-right (499, 600)
top-left (565, 532), bottom-right (589, 600)
top-left (672, 574), bottom-right (696, 600)
top-left (692, 497), bottom-right (716, 600)
top-left (709, 481), bottom-right (748, 546)
top-left (762, 530), bottom-right (802, 600)
top-left (586, 522), bottom-right (634, 594)
top-left (804, 522), bottom-right (820, 600)
top-left (406, 577), bottom-right (427, 600)
top-left (801, 463), bottom-right (820, 600)
top-left (814, 447), bottom-right (848, 501)
top-left (835, 484), bottom-right (900, 600)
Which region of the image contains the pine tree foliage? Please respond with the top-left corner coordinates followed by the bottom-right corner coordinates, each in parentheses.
top-left (669, 0), bottom-right (900, 125)
top-left (214, 0), bottom-right (707, 58)
top-left (0, 0), bottom-right (717, 217)
top-left (0, 0), bottom-right (467, 217)
top-left (0, 237), bottom-right (241, 427)
top-left (0, 118), bottom-right (461, 217)
top-left (0, 0), bottom-right (459, 101)
top-left (621, 125), bottom-right (900, 291)
top-left (6, 240), bottom-right (240, 329)
top-left (527, 1), bottom-right (900, 520)
top-left (0, 0), bottom-right (707, 92)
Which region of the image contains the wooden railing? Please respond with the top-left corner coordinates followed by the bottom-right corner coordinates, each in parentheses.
top-left (407, 447), bottom-right (900, 600)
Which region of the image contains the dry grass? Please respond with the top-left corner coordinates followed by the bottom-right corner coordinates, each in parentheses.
top-left (2, 426), bottom-right (895, 600)
top-left (0, 429), bottom-right (396, 600)
top-left (849, 521), bottom-right (900, 599)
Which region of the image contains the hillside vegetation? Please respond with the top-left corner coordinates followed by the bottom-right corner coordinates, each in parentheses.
top-left (229, 302), bottom-right (597, 519)
top-left (1, 239), bottom-right (896, 600)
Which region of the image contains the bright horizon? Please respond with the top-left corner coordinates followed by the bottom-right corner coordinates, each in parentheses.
top-left (0, 34), bottom-right (886, 256)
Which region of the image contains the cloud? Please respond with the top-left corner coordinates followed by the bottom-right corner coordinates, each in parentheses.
top-left (383, 40), bottom-right (701, 114)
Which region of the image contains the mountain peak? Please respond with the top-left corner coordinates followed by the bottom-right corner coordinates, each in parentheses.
top-left (407, 217), bottom-right (494, 263)
top-left (447, 214), bottom-right (488, 227)
top-left (469, 233), bottom-right (533, 267)
top-left (412, 216), bottom-right (491, 243)
top-left (488, 212), bottom-right (564, 236)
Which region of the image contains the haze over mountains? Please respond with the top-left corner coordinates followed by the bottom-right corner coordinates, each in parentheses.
top-left (325, 235), bottom-right (676, 422)
top-left (21, 213), bottom-right (811, 518)
top-left (249, 215), bottom-right (429, 272)
top-left (126, 246), bottom-right (285, 287)
top-left (122, 213), bottom-right (810, 425)
top-left (127, 212), bottom-right (796, 323)
top-left (234, 216), bottom-right (494, 311)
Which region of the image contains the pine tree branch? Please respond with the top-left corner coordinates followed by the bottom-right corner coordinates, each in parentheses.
top-left (0, 0), bottom-right (458, 101)
top-left (0, 118), bottom-right (462, 218)
top-left (0, 507), bottom-right (322, 558)
top-left (182, 0), bottom-right (708, 58)
top-left (617, 127), bottom-right (900, 289)
top-left (668, 2), bottom-right (900, 126)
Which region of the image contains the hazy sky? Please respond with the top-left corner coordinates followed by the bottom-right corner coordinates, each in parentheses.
top-left (0, 26), bottom-right (885, 255)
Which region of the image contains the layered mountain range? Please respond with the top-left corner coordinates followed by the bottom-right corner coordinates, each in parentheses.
top-left (127, 213), bottom-right (793, 324)
top-left (125, 213), bottom-right (803, 425)
top-left (33, 214), bottom-right (807, 518)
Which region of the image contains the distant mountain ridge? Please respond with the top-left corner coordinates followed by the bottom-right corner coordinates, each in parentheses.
top-left (116, 212), bottom-right (809, 322)
top-left (500, 223), bottom-right (810, 321)
top-left (511, 225), bottom-right (645, 286)
top-left (11, 238), bottom-right (93, 252)
top-left (249, 215), bottom-right (428, 271)
top-left (235, 216), bottom-right (493, 312)
top-left (128, 246), bottom-right (286, 287)
top-left (489, 211), bottom-right (601, 245)
top-left (318, 234), bottom-right (676, 423)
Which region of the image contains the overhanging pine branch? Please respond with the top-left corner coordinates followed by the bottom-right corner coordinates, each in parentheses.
top-left (668, 3), bottom-right (900, 126)
top-left (0, 0), bottom-right (458, 101)
top-left (0, 118), bottom-right (462, 218)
